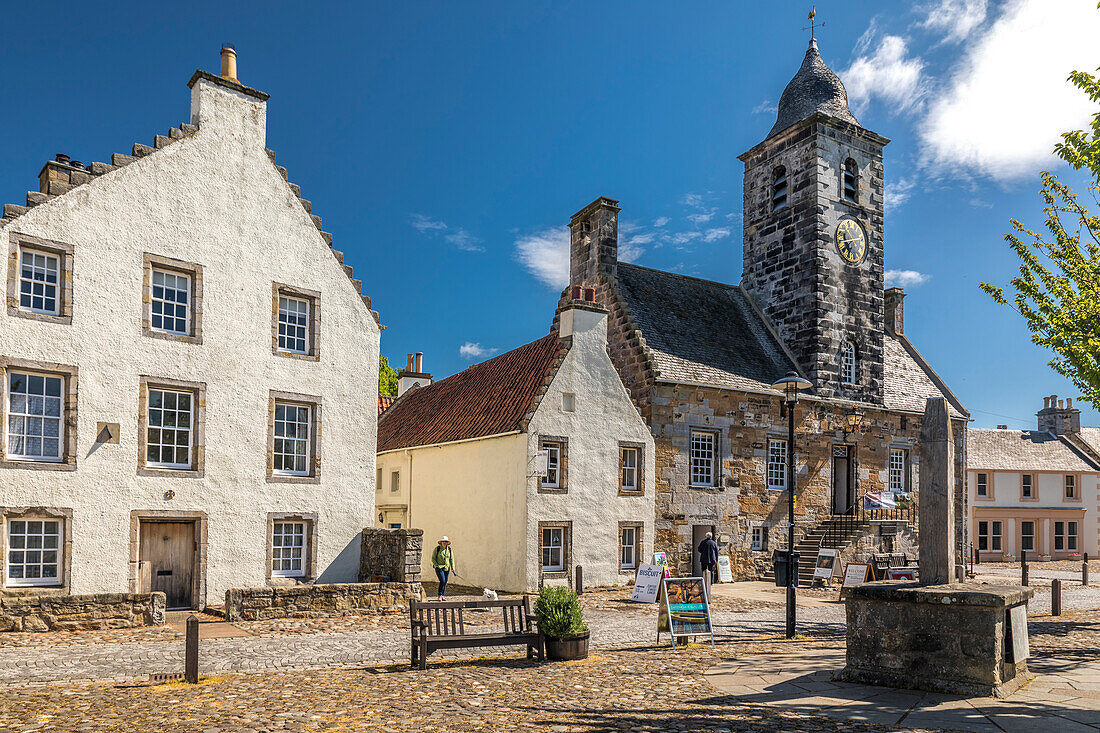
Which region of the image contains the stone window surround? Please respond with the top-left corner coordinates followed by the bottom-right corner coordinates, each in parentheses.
top-left (842, 156), bottom-right (860, 203)
top-left (141, 253), bottom-right (204, 345)
top-left (272, 282), bottom-right (321, 362)
top-left (840, 340), bottom-right (858, 386)
top-left (266, 511), bottom-right (319, 586)
top-left (0, 506), bottom-right (73, 594)
top-left (749, 522), bottom-right (768, 552)
top-left (6, 232), bottom-right (74, 325)
top-left (765, 436), bottom-right (788, 491)
top-left (538, 436), bottom-right (568, 494)
top-left (1020, 473), bottom-right (1038, 502)
top-left (0, 357), bottom-right (78, 472)
top-left (137, 376), bottom-right (207, 478)
top-left (1052, 518), bottom-right (1080, 554)
top-left (267, 390), bottom-right (322, 484)
top-left (390, 469), bottom-right (400, 492)
top-left (538, 520), bottom-right (572, 586)
top-left (1064, 473), bottom-right (1082, 502)
top-left (618, 441), bottom-right (645, 496)
top-left (974, 471), bottom-right (992, 500)
top-left (128, 510), bottom-right (208, 609)
top-left (975, 518), bottom-right (1004, 555)
top-left (888, 446), bottom-right (910, 493)
top-left (618, 521), bottom-right (643, 574)
top-left (689, 429), bottom-right (719, 488)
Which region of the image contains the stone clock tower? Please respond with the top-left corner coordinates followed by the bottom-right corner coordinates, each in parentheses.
top-left (739, 39), bottom-right (890, 405)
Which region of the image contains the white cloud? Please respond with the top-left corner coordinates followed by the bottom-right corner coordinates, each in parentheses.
top-left (842, 35), bottom-right (925, 115)
top-left (752, 99), bottom-right (778, 115)
top-left (671, 231), bottom-right (702, 246)
top-left (411, 214), bottom-right (484, 252)
top-left (921, 0), bottom-right (988, 43)
top-left (703, 228), bottom-right (731, 242)
top-left (680, 193), bottom-right (705, 208)
top-left (411, 214), bottom-right (447, 233)
top-left (654, 216), bottom-right (670, 227)
top-left (885, 176), bottom-right (917, 209)
top-left (444, 229), bottom-right (484, 252)
top-left (687, 212), bottom-right (714, 225)
top-left (885, 269), bottom-right (930, 287)
top-left (459, 342), bottom-right (498, 360)
top-left (919, 0), bottom-right (1100, 180)
top-left (515, 226), bottom-right (570, 289)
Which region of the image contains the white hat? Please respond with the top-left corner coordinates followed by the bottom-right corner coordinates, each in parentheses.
top-left (440, 536), bottom-right (450, 542)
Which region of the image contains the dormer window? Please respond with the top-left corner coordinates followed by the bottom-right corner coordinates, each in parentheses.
top-left (841, 341), bottom-right (857, 386)
top-left (843, 158), bottom-right (859, 203)
top-left (771, 166), bottom-right (788, 212)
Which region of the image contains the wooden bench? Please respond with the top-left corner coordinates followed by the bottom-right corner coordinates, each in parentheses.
top-left (409, 596), bottom-right (543, 669)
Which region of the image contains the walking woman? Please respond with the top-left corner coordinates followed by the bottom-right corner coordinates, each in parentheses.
top-left (432, 536), bottom-right (456, 601)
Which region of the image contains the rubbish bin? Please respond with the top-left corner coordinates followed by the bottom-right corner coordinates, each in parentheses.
top-left (773, 550), bottom-right (800, 587)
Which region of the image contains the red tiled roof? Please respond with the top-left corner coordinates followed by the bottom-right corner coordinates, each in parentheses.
top-left (378, 333), bottom-right (563, 452)
top-left (378, 395), bottom-right (396, 416)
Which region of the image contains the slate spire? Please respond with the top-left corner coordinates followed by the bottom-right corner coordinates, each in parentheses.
top-left (768, 38), bottom-right (859, 138)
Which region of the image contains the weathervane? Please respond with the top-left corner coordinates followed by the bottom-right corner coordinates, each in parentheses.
top-left (802, 6), bottom-right (824, 40)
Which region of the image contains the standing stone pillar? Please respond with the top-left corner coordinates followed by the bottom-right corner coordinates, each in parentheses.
top-left (919, 397), bottom-right (955, 585)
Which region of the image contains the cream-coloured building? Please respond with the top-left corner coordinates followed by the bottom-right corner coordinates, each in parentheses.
top-left (377, 300), bottom-right (655, 592)
top-left (968, 396), bottom-right (1100, 562)
top-left (0, 48), bottom-right (380, 609)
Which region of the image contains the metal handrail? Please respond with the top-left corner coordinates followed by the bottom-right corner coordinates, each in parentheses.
top-left (820, 495), bottom-right (914, 549)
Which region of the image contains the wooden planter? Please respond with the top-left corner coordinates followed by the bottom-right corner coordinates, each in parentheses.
top-left (544, 631), bottom-right (590, 661)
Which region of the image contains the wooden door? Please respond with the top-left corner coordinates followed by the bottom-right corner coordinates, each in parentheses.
top-left (140, 521), bottom-right (195, 609)
top-left (832, 447), bottom-right (851, 514)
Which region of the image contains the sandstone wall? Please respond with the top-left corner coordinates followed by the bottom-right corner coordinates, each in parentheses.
top-left (359, 527), bottom-right (423, 583)
top-left (0, 591), bottom-right (165, 632)
top-left (224, 582), bottom-right (421, 622)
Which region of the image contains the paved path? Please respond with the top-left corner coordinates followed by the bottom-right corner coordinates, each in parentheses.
top-left (0, 607), bottom-right (846, 685)
top-left (707, 646), bottom-right (1100, 732)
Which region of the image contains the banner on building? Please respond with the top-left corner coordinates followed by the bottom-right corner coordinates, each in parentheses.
top-left (657, 577), bottom-right (715, 649)
top-left (630, 563), bottom-right (664, 603)
top-left (862, 491), bottom-right (896, 510)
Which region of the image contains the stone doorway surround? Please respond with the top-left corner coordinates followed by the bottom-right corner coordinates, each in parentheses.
top-left (128, 510), bottom-right (207, 610)
top-left (706, 646), bottom-right (1100, 732)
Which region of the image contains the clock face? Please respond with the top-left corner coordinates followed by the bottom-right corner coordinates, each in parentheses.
top-left (835, 218), bottom-right (867, 264)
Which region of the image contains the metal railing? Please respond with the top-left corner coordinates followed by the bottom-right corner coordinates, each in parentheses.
top-left (821, 495), bottom-right (914, 550)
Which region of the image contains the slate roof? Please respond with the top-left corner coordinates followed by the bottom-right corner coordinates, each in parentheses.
top-left (883, 336), bottom-right (968, 418)
top-left (377, 333), bottom-right (563, 452)
top-left (615, 263), bottom-right (797, 393)
top-left (968, 429), bottom-right (1099, 472)
top-left (769, 39), bottom-right (860, 138)
top-left (378, 395), bottom-right (396, 417)
top-left (1076, 427), bottom-right (1100, 458)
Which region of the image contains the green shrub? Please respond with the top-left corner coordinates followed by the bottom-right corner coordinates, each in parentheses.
top-left (533, 586), bottom-right (587, 638)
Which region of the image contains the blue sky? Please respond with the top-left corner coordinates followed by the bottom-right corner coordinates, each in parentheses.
top-left (2, 1), bottom-right (1098, 429)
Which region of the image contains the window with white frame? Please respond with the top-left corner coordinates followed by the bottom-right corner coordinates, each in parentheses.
top-left (621, 447), bottom-right (640, 492)
top-left (18, 250), bottom-right (60, 315)
top-left (6, 518), bottom-right (61, 586)
top-left (767, 439), bottom-right (788, 490)
top-left (1065, 474), bottom-right (1078, 499)
top-left (6, 372), bottom-right (64, 462)
top-left (620, 526), bottom-right (638, 570)
top-left (690, 431), bottom-right (716, 486)
top-left (841, 341), bottom-right (857, 386)
top-left (977, 520), bottom-right (1002, 552)
top-left (273, 403), bottom-right (310, 475)
top-left (751, 526), bottom-right (766, 552)
top-left (146, 388), bottom-right (193, 468)
top-left (542, 443), bottom-right (562, 488)
top-left (889, 449), bottom-right (908, 493)
top-left (1020, 521), bottom-right (1035, 552)
top-left (1055, 521), bottom-right (1079, 552)
top-left (271, 521), bottom-right (306, 578)
top-left (277, 296), bottom-right (310, 354)
top-left (1021, 474), bottom-right (1034, 499)
top-left (150, 268), bottom-right (191, 335)
top-left (541, 526), bottom-right (565, 572)
top-left (976, 473), bottom-right (988, 497)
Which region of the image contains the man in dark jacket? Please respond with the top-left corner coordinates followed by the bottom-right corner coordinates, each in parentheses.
top-left (698, 532), bottom-right (720, 584)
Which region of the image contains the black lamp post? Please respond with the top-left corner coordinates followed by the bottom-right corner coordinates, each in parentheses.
top-left (772, 371), bottom-right (813, 639)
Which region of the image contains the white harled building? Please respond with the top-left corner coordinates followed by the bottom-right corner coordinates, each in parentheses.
top-left (0, 48), bottom-right (380, 609)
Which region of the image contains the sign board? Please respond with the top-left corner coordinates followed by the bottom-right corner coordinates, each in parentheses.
top-left (717, 555), bottom-right (733, 583)
top-left (630, 564), bottom-right (664, 603)
top-left (533, 450), bottom-right (549, 477)
top-left (813, 549), bottom-right (839, 581)
top-left (862, 491), bottom-right (896, 510)
top-left (653, 552), bottom-right (671, 578)
top-left (1008, 605), bottom-right (1030, 662)
top-left (842, 562), bottom-right (870, 588)
top-left (886, 567), bottom-right (916, 581)
top-left (658, 577), bottom-right (715, 649)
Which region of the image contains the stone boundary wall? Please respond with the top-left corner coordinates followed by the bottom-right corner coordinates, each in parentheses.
top-left (224, 582), bottom-right (422, 622)
top-left (0, 591), bottom-right (165, 632)
top-left (360, 527), bottom-right (422, 583)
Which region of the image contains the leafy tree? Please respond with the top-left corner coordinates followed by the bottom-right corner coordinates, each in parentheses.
top-left (981, 66), bottom-right (1100, 408)
top-left (379, 355), bottom-right (398, 397)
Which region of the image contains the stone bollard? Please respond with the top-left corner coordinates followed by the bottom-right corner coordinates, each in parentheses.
top-left (575, 566), bottom-right (583, 595)
top-left (185, 615), bottom-right (199, 684)
top-left (1021, 550), bottom-right (1028, 587)
top-left (1084, 553), bottom-right (1090, 587)
top-left (1052, 578), bottom-right (1062, 616)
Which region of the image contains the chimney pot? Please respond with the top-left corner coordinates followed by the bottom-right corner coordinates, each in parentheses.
top-left (55, 153), bottom-right (70, 165)
top-left (997, 425), bottom-right (1008, 430)
top-left (220, 44), bottom-right (238, 82)
top-left (571, 285), bottom-right (582, 300)
top-left (1067, 398), bottom-right (1073, 409)
top-left (69, 160), bottom-right (83, 170)
top-left (1059, 399), bottom-right (1065, 409)
top-left (584, 288), bottom-right (595, 302)
top-left (406, 354), bottom-right (415, 372)
top-left (1043, 396), bottom-right (1050, 409)
top-left (415, 352), bottom-right (423, 373)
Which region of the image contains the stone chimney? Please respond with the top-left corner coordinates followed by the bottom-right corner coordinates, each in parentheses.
top-left (397, 352), bottom-right (432, 396)
top-left (884, 287), bottom-right (905, 336)
top-left (188, 45), bottom-right (269, 149)
top-left (569, 197), bottom-right (620, 290)
top-left (1038, 394), bottom-right (1081, 435)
